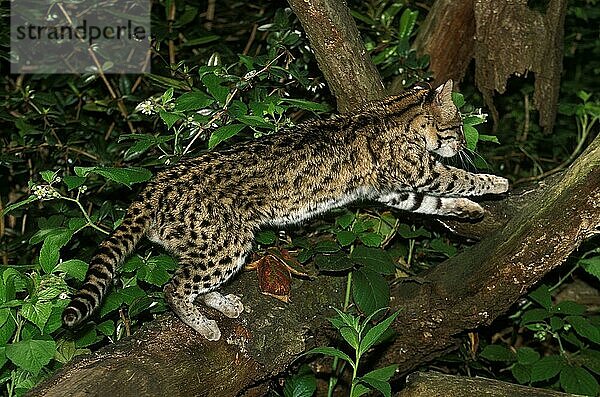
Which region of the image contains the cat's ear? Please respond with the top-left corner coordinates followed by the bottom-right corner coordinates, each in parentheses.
top-left (434, 80), bottom-right (457, 120)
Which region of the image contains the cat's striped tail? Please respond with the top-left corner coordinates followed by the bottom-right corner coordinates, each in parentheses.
top-left (62, 202), bottom-right (152, 327)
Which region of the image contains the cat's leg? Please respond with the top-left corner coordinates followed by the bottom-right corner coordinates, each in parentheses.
top-left (163, 227), bottom-right (253, 340)
top-left (379, 191), bottom-right (484, 219)
top-left (418, 162), bottom-right (509, 196)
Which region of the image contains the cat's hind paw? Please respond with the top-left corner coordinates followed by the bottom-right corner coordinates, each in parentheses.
top-left (203, 292), bottom-right (244, 318)
top-left (191, 316), bottom-right (222, 341)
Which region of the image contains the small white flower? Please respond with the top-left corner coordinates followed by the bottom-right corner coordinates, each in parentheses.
top-left (136, 99), bottom-right (155, 115)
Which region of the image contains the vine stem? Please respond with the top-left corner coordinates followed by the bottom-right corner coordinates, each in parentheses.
top-left (61, 196), bottom-right (110, 235)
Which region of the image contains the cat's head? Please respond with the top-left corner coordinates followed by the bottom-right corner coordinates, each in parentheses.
top-left (421, 80), bottom-right (465, 157)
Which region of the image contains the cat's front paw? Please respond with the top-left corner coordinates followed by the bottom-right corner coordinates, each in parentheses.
top-left (481, 174), bottom-right (509, 194)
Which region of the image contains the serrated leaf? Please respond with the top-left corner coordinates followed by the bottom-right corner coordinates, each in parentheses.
top-left (336, 211), bottom-right (355, 229)
top-left (336, 230), bottom-right (356, 246)
top-left (99, 291), bottom-right (123, 318)
top-left (580, 256), bottom-right (600, 281)
top-left (529, 285), bottom-right (552, 309)
top-left (159, 110), bottom-right (181, 129)
top-left (202, 73), bottom-right (229, 104)
top-left (20, 301), bottom-right (52, 331)
top-left (350, 246), bottom-right (395, 275)
top-left (5, 339), bottom-right (56, 375)
top-left (54, 259), bottom-right (88, 281)
top-left (40, 229), bottom-right (74, 273)
top-left (580, 349), bottom-right (600, 375)
top-left (282, 98), bottom-right (329, 112)
top-left (560, 366), bottom-right (599, 396)
top-left (359, 310), bottom-right (400, 356)
top-left (520, 308), bottom-right (550, 325)
top-left (554, 301), bottom-right (586, 316)
top-left (314, 240), bottom-right (341, 253)
top-left (352, 268), bottom-right (390, 317)
top-left (358, 232), bottom-right (383, 247)
top-left (531, 355), bottom-right (565, 382)
top-left (175, 91), bottom-right (214, 111)
top-left (516, 347), bottom-right (540, 365)
top-left (511, 362), bottom-right (531, 384)
top-left (208, 123), bottom-right (245, 149)
top-left (566, 316), bottom-right (600, 344)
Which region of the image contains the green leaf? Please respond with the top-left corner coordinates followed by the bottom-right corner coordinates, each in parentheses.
top-left (208, 123), bottom-right (246, 149)
top-left (480, 345), bottom-right (515, 362)
top-left (40, 170), bottom-right (59, 183)
top-left (282, 98), bottom-right (329, 112)
top-left (350, 246), bottom-right (395, 275)
top-left (580, 256), bottom-right (600, 281)
top-left (428, 238), bottom-right (457, 257)
top-left (520, 308), bottom-right (550, 325)
top-left (62, 175), bottom-right (86, 190)
top-left (363, 364), bottom-right (399, 382)
top-left (463, 125), bottom-right (479, 151)
top-left (54, 259), bottom-right (88, 281)
top-left (352, 268), bottom-right (390, 317)
top-left (120, 285), bottom-right (147, 304)
top-left (5, 339), bottom-right (56, 375)
top-left (202, 73), bottom-right (229, 104)
top-left (1, 195), bottom-right (37, 216)
top-left (359, 376), bottom-right (392, 397)
top-left (516, 347), bottom-right (540, 365)
top-left (336, 211), bottom-right (355, 228)
top-left (314, 253), bottom-right (353, 272)
top-left (255, 230), bottom-right (277, 245)
top-left (40, 229), bottom-right (74, 273)
top-left (336, 230), bottom-right (356, 246)
top-left (283, 368), bottom-right (317, 397)
top-left (159, 110), bottom-right (182, 129)
top-left (530, 355), bottom-right (565, 382)
top-left (359, 310), bottom-right (400, 356)
top-left (566, 316), bottom-right (600, 343)
top-left (20, 301), bottom-right (53, 331)
top-left (451, 92), bottom-right (465, 108)
top-left (304, 347), bottom-right (354, 369)
top-left (314, 240), bottom-right (341, 253)
top-left (99, 290), bottom-right (124, 318)
top-left (580, 349), bottom-right (600, 375)
top-left (511, 362), bottom-right (531, 384)
top-left (396, 224), bottom-right (430, 239)
top-left (175, 91), bottom-right (214, 111)
top-left (554, 301), bottom-right (586, 316)
top-left (478, 134), bottom-right (500, 144)
top-left (74, 166), bottom-right (152, 188)
top-left (529, 285), bottom-right (552, 310)
top-left (398, 9), bottom-right (418, 39)
top-left (339, 326), bottom-right (359, 350)
top-left (137, 255), bottom-right (177, 286)
top-left (560, 366), bottom-right (599, 396)
top-left (350, 383), bottom-right (370, 397)
top-left (358, 232), bottom-right (383, 247)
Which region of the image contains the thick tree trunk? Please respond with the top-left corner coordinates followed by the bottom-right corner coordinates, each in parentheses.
top-left (414, 0), bottom-right (567, 133)
top-left (398, 372), bottom-right (576, 397)
top-left (286, 0), bottom-right (385, 111)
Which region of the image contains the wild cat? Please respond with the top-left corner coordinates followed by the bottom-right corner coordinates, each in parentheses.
top-left (63, 80), bottom-right (509, 340)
